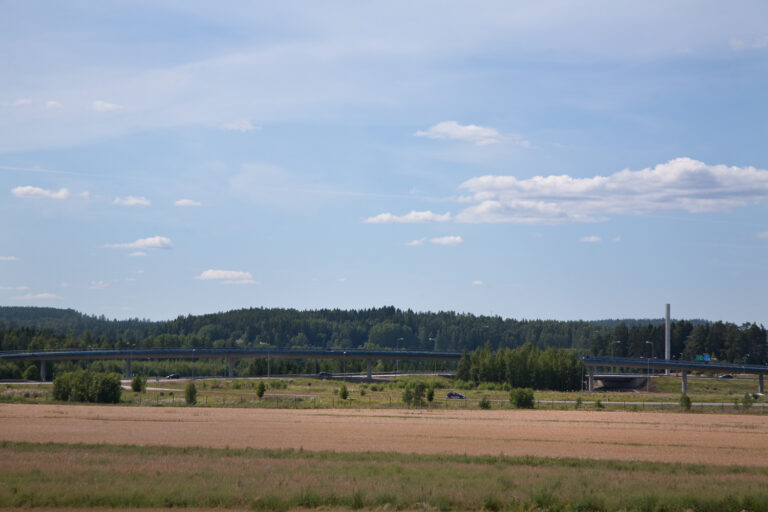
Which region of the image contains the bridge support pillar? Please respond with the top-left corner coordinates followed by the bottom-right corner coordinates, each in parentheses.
top-left (40, 360), bottom-right (47, 382)
top-left (681, 371), bottom-right (688, 395)
top-left (228, 357), bottom-right (234, 378)
top-left (125, 359), bottom-right (132, 379)
top-left (588, 368), bottom-right (594, 392)
top-left (760, 374), bottom-right (764, 395)
top-left (366, 359), bottom-right (372, 380)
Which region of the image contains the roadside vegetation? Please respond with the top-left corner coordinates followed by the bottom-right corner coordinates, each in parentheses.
top-left (1, 373), bottom-right (766, 413)
top-left (2, 441), bottom-right (768, 511)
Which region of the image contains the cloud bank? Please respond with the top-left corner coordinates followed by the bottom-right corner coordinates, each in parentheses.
top-left (364, 210), bottom-right (451, 223)
top-left (415, 121), bottom-right (502, 146)
top-left (196, 269), bottom-right (256, 285)
top-left (12, 186), bottom-right (69, 199)
top-left (456, 158), bottom-right (768, 224)
top-left (105, 236), bottom-right (173, 250)
top-left (174, 198), bottom-right (202, 207)
top-left (114, 196), bottom-right (151, 206)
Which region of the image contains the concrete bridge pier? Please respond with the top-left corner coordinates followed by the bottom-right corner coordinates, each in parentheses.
top-left (588, 368), bottom-right (595, 392)
top-left (125, 359), bottom-right (132, 378)
top-left (681, 371), bottom-right (688, 394)
top-left (40, 360), bottom-right (47, 382)
top-left (760, 374), bottom-right (764, 395)
top-left (366, 359), bottom-right (372, 380)
top-left (227, 357), bottom-right (234, 378)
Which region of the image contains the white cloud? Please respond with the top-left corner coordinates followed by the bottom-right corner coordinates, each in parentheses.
top-left (196, 269), bottom-right (256, 285)
top-left (580, 235), bottom-right (601, 243)
top-left (337, 277), bottom-right (347, 282)
top-left (364, 210), bottom-right (451, 223)
top-left (730, 36), bottom-right (768, 52)
top-left (105, 236), bottom-right (173, 250)
top-left (472, 280), bottom-right (485, 286)
top-left (174, 198), bottom-right (202, 207)
top-left (456, 158), bottom-right (768, 224)
top-left (612, 236), bottom-right (621, 243)
top-left (125, 277), bottom-right (137, 282)
top-left (430, 235), bottom-right (463, 245)
top-left (128, 251), bottom-right (147, 257)
top-left (113, 195), bottom-right (150, 206)
top-left (60, 282), bottom-right (68, 287)
top-left (0, 256), bottom-right (18, 261)
top-left (415, 121), bottom-right (502, 146)
top-left (0, 285), bottom-right (29, 291)
top-left (14, 292), bottom-right (59, 300)
top-left (220, 120), bottom-right (258, 132)
top-left (13, 98), bottom-right (31, 106)
top-left (91, 100), bottom-right (123, 112)
top-left (12, 185), bottom-right (69, 199)
top-left (45, 100), bottom-right (63, 109)
top-left (405, 238), bottom-right (425, 246)
top-left (89, 280), bottom-right (110, 289)
top-left (756, 232), bottom-right (768, 239)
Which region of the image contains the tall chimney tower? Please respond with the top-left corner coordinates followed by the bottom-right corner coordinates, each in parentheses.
top-left (665, 303), bottom-right (671, 374)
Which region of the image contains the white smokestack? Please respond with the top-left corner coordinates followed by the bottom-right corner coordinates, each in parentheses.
top-left (665, 304), bottom-right (671, 374)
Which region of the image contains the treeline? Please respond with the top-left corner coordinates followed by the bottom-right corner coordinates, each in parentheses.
top-left (457, 343), bottom-right (581, 391)
top-left (0, 307), bottom-right (764, 365)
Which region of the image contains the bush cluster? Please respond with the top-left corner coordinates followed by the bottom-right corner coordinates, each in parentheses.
top-left (402, 381), bottom-right (427, 407)
top-left (53, 370), bottom-right (121, 403)
top-left (509, 387), bottom-right (535, 409)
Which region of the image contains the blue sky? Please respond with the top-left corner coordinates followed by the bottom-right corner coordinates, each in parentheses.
top-left (1, 1), bottom-right (767, 323)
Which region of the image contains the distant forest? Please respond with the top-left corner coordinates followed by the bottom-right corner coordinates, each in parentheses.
top-left (1, 306), bottom-right (765, 364)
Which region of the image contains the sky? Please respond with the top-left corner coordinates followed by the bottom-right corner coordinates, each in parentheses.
top-left (1, 1), bottom-right (767, 323)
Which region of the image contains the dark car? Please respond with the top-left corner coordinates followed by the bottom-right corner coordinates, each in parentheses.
top-left (447, 391), bottom-right (466, 399)
top-left (166, 373), bottom-right (181, 379)
top-left (317, 372), bottom-right (333, 379)
top-left (718, 374), bottom-right (734, 379)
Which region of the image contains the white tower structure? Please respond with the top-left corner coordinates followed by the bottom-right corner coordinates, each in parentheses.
top-left (665, 303), bottom-right (671, 375)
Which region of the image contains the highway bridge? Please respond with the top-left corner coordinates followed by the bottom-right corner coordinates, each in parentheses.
top-left (0, 348), bottom-right (463, 381)
top-left (582, 356), bottom-right (768, 394)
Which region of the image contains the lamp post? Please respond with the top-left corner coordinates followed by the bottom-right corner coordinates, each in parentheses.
top-left (396, 338), bottom-right (404, 375)
top-left (343, 351), bottom-right (346, 381)
top-left (645, 341), bottom-right (654, 392)
top-left (428, 337), bottom-right (436, 373)
top-left (611, 340), bottom-right (622, 373)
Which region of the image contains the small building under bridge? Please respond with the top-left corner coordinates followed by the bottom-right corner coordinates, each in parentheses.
top-left (582, 356), bottom-right (768, 394)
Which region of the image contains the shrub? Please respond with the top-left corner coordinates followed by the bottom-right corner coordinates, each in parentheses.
top-left (680, 394), bottom-right (692, 411)
top-left (595, 399), bottom-right (605, 410)
top-left (0, 361), bottom-right (22, 380)
top-left (402, 381), bottom-right (426, 407)
top-left (479, 396), bottom-right (491, 409)
top-left (131, 374), bottom-right (146, 393)
top-left (339, 384), bottom-right (348, 400)
top-left (575, 396), bottom-right (583, 409)
top-left (426, 387), bottom-right (435, 403)
top-left (92, 373), bottom-right (122, 404)
top-left (359, 387), bottom-right (366, 397)
top-left (52, 370), bottom-right (121, 403)
top-left (509, 388), bottom-right (535, 409)
top-left (742, 393), bottom-right (754, 409)
top-left (256, 381), bottom-right (266, 399)
top-left (185, 381), bottom-right (197, 405)
top-left (23, 365), bottom-right (40, 381)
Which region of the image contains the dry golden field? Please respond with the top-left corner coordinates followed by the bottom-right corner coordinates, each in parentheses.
top-left (2, 403), bottom-right (768, 466)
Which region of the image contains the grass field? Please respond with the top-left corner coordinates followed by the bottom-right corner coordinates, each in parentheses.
top-left (2, 441), bottom-right (768, 511)
top-left (1, 373), bottom-right (765, 413)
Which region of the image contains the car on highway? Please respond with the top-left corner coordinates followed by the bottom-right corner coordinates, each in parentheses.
top-left (165, 373), bottom-right (181, 379)
top-left (718, 374), bottom-right (734, 379)
top-left (317, 372), bottom-right (333, 379)
top-left (446, 391), bottom-right (466, 399)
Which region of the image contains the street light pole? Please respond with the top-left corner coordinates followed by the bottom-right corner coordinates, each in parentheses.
top-left (611, 340), bottom-right (622, 373)
top-left (645, 341), bottom-right (654, 392)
